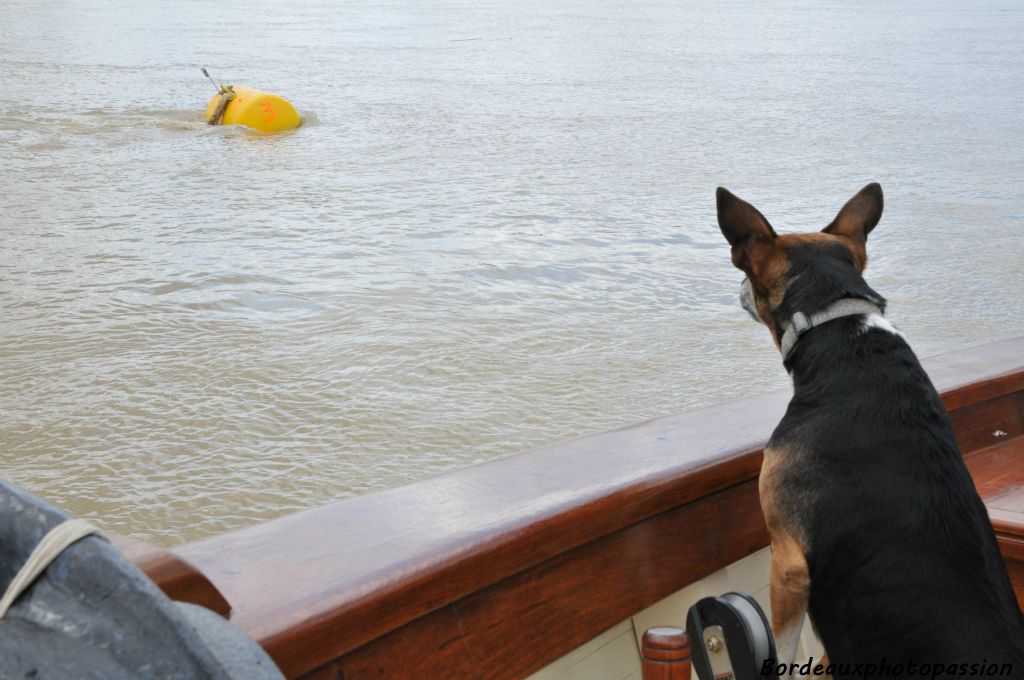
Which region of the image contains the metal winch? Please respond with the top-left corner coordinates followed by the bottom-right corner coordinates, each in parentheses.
top-left (687, 592), bottom-right (777, 680)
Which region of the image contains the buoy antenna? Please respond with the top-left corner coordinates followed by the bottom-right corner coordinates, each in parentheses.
top-left (201, 67), bottom-right (223, 94)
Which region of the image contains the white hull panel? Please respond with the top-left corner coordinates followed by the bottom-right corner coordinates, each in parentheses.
top-left (527, 547), bottom-right (824, 680)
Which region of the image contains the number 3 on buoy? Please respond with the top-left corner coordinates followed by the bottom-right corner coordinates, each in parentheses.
top-left (259, 101), bottom-right (276, 122)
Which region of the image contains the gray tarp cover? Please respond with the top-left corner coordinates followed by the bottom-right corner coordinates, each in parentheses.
top-left (0, 480), bottom-right (283, 679)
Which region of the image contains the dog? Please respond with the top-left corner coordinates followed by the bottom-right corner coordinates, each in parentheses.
top-left (716, 183), bottom-right (1024, 679)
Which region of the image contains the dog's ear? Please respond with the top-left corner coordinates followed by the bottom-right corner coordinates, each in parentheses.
top-left (823, 182), bottom-right (883, 246)
top-left (717, 187), bottom-right (778, 276)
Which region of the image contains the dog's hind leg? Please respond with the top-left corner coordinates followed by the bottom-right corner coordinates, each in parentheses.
top-left (769, 530), bottom-right (810, 679)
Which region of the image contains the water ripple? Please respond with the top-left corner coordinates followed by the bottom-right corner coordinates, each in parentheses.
top-left (2, 0), bottom-right (1023, 545)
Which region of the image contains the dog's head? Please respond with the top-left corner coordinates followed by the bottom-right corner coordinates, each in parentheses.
top-left (716, 183), bottom-right (886, 349)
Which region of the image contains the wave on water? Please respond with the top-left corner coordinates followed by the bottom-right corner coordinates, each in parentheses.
top-left (0, 100), bottom-right (318, 143)
top-left (0, 107), bottom-right (204, 136)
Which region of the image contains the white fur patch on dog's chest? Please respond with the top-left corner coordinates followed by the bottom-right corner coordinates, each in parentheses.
top-left (860, 313), bottom-right (905, 339)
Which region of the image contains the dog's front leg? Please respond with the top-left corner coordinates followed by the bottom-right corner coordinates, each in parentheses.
top-left (769, 531), bottom-right (810, 679)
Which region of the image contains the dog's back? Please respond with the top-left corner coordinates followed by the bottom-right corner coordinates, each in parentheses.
top-left (777, 314), bottom-right (1024, 671)
top-left (716, 183), bottom-right (1024, 678)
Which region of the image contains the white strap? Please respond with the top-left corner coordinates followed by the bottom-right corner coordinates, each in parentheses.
top-left (0, 518), bottom-right (106, 618)
top-left (779, 298), bottom-right (883, 360)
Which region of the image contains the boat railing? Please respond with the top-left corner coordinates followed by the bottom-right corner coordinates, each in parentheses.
top-left (119, 337), bottom-right (1024, 679)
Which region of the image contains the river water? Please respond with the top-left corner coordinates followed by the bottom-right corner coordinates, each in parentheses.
top-left (2, 0), bottom-right (1022, 545)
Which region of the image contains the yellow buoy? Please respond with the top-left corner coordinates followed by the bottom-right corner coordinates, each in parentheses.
top-left (204, 85), bottom-right (301, 132)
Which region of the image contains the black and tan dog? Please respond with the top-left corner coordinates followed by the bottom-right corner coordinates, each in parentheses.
top-left (716, 184), bottom-right (1024, 678)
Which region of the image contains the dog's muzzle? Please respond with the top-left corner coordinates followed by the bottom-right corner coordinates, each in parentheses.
top-left (739, 278), bottom-right (761, 323)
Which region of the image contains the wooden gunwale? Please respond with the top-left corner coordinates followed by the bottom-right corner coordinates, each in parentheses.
top-left (144, 337), bottom-right (1024, 678)
top-left (108, 533), bottom-right (231, 617)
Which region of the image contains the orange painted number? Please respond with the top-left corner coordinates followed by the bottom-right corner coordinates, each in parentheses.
top-left (259, 101), bottom-right (276, 122)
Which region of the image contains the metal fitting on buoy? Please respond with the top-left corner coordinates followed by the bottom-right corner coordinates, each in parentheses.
top-left (206, 85), bottom-right (236, 126)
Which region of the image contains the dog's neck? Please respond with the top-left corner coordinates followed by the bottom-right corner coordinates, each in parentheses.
top-left (778, 298), bottom-right (886, 363)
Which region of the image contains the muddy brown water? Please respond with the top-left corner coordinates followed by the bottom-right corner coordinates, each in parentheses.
top-left (2, 0), bottom-right (1022, 544)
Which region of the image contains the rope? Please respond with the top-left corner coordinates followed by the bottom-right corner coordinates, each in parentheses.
top-left (207, 85), bottom-right (236, 126)
top-left (0, 518), bottom-right (106, 618)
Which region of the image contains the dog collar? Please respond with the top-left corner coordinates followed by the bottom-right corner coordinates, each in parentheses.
top-left (779, 298), bottom-right (884, 361)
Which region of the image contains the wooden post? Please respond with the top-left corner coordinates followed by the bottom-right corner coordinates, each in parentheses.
top-left (641, 626), bottom-right (692, 680)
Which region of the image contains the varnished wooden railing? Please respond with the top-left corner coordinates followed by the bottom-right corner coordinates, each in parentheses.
top-left (122, 337), bottom-right (1024, 679)
top-left (108, 533), bottom-right (231, 617)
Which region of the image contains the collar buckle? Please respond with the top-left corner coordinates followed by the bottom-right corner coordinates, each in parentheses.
top-left (790, 311), bottom-right (811, 336)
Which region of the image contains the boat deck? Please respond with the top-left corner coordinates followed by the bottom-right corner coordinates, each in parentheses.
top-left (968, 435), bottom-right (1024, 607)
top-left (969, 435), bottom-right (1024, 504)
